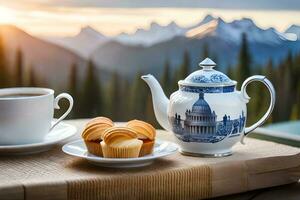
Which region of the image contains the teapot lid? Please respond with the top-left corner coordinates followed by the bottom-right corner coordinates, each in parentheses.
top-left (178, 58), bottom-right (236, 87)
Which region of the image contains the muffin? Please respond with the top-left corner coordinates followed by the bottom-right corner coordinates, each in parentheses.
top-left (101, 127), bottom-right (143, 158)
top-left (126, 120), bottom-right (156, 156)
top-left (82, 117), bottom-right (113, 156)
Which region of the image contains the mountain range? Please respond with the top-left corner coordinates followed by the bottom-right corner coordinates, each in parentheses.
top-left (1, 14), bottom-right (300, 86)
top-left (44, 14), bottom-right (300, 79)
top-left (0, 25), bottom-right (87, 88)
top-left (45, 14), bottom-right (299, 53)
top-left (285, 25), bottom-right (300, 40)
top-left (46, 26), bottom-right (109, 58)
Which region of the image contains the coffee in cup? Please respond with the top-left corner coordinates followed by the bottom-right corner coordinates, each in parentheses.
top-left (0, 87), bottom-right (73, 145)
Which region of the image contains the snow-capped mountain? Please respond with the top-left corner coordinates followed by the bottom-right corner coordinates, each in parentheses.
top-left (114, 15), bottom-right (217, 47)
top-left (189, 14), bottom-right (215, 29)
top-left (90, 15), bottom-right (300, 79)
top-left (45, 26), bottom-right (108, 58)
top-left (115, 21), bottom-right (186, 47)
top-left (115, 15), bottom-right (289, 47)
top-left (186, 17), bottom-right (288, 45)
top-left (285, 25), bottom-right (300, 40)
top-left (40, 14), bottom-right (300, 76)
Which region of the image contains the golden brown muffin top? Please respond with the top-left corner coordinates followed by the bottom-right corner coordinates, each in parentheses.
top-left (82, 117), bottom-right (114, 141)
top-left (86, 117), bottom-right (113, 127)
top-left (126, 119), bottom-right (156, 140)
top-left (102, 127), bottom-right (138, 145)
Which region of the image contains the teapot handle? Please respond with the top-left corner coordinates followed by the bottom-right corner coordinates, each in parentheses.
top-left (240, 75), bottom-right (276, 144)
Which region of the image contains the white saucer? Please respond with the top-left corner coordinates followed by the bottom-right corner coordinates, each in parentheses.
top-left (62, 139), bottom-right (178, 168)
top-left (0, 122), bottom-right (77, 155)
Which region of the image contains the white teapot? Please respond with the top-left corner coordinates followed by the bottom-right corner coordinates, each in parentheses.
top-left (142, 58), bottom-right (275, 157)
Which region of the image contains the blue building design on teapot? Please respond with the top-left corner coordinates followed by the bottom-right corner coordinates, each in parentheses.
top-left (169, 92), bottom-right (246, 143)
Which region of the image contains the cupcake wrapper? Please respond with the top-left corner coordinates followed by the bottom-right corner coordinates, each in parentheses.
top-left (139, 140), bottom-right (155, 157)
top-left (101, 142), bottom-right (142, 158)
top-left (84, 140), bottom-right (103, 157)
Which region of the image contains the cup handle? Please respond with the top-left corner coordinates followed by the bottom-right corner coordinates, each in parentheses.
top-left (240, 75), bottom-right (276, 144)
top-left (50, 93), bottom-right (74, 131)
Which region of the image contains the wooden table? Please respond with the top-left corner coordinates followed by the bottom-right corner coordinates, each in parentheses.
top-left (213, 183), bottom-right (300, 200)
top-left (0, 119), bottom-right (299, 200)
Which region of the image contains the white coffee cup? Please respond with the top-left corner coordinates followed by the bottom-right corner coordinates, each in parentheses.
top-left (0, 87), bottom-right (73, 145)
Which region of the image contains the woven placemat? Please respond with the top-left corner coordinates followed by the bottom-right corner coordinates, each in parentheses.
top-left (0, 119), bottom-right (299, 200)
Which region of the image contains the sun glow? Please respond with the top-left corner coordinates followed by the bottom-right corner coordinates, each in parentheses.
top-left (0, 6), bottom-right (15, 24)
top-left (0, 3), bottom-right (299, 37)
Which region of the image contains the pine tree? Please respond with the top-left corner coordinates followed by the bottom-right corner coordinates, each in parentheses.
top-left (178, 50), bottom-right (190, 80)
top-left (120, 78), bottom-right (130, 121)
top-left (226, 65), bottom-right (235, 80)
top-left (202, 43), bottom-right (210, 59)
top-left (130, 72), bottom-right (148, 120)
top-left (290, 70), bottom-right (300, 120)
top-left (236, 33), bottom-right (255, 123)
top-left (0, 33), bottom-right (9, 88)
top-left (296, 81), bottom-right (300, 119)
top-left (292, 53), bottom-right (300, 89)
top-left (161, 59), bottom-right (171, 97)
top-left (265, 59), bottom-right (273, 77)
top-left (81, 60), bottom-right (103, 118)
top-left (256, 67), bottom-right (272, 123)
top-left (271, 54), bottom-right (294, 122)
top-left (68, 63), bottom-right (79, 118)
top-left (107, 71), bottom-right (123, 121)
top-left (294, 54), bottom-right (300, 119)
top-left (28, 65), bottom-right (37, 87)
top-left (171, 50), bottom-right (191, 92)
top-left (145, 93), bottom-right (160, 128)
top-left (282, 54), bottom-right (293, 121)
top-left (171, 70), bottom-right (179, 93)
top-left (272, 58), bottom-right (285, 122)
top-left (260, 59), bottom-right (274, 123)
top-left (212, 54), bottom-right (218, 65)
top-left (236, 33), bottom-right (251, 88)
top-left (15, 48), bottom-right (23, 87)
top-left (286, 51), bottom-right (298, 96)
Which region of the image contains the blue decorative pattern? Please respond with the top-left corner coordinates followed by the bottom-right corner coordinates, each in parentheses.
top-left (169, 92), bottom-right (246, 143)
top-left (180, 85), bottom-right (235, 93)
top-left (190, 75), bottom-right (210, 83)
top-left (210, 74), bottom-right (230, 83)
top-left (189, 74), bottom-right (230, 84)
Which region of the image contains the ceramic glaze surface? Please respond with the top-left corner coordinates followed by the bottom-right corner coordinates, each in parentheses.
top-left (186, 70), bottom-right (231, 84)
top-left (0, 88), bottom-right (73, 145)
top-left (179, 58), bottom-right (236, 87)
top-left (0, 122), bottom-right (77, 155)
top-left (169, 92), bottom-right (246, 144)
top-left (142, 58), bottom-right (276, 157)
top-left (179, 85), bottom-right (235, 93)
top-left (62, 140), bottom-right (178, 168)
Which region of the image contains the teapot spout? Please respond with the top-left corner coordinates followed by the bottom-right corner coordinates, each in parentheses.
top-left (141, 74), bottom-right (171, 131)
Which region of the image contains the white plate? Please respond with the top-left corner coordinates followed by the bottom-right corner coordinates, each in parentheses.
top-left (254, 120), bottom-right (300, 141)
top-left (0, 122), bottom-right (77, 155)
top-left (62, 139), bottom-right (178, 168)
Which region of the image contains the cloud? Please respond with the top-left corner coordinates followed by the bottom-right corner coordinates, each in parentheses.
top-left (1, 0), bottom-right (300, 10)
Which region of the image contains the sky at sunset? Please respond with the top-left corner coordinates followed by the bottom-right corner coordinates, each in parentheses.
top-left (0, 0), bottom-right (299, 37)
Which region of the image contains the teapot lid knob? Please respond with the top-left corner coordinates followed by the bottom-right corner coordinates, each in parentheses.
top-left (199, 57), bottom-right (216, 70)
